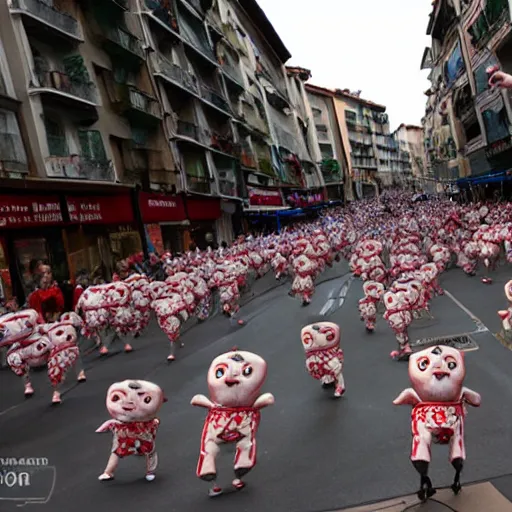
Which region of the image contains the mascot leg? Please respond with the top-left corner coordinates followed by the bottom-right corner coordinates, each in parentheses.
top-left (99, 453), bottom-right (120, 481)
top-left (145, 451), bottom-right (158, 481)
top-left (412, 424), bottom-right (435, 502)
top-left (23, 372), bottom-right (34, 398)
top-left (449, 421), bottom-right (466, 495)
top-left (233, 425), bottom-right (257, 488)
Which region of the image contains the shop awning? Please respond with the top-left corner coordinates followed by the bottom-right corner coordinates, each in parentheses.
top-left (66, 194), bottom-right (134, 225)
top-left (457, 169), bottom-right (512, 187)
top-left (139, 192), bottom-right (186, 224)
top-left (0, 194), bottom-right (63, 229)
top-left (185, 197), bottom-right (221, 221)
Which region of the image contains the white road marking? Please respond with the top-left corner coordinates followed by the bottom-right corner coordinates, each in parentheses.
top-left (320, 299), bottom-right (335, 316)
top-left (444, 290), bottom-right (489, 333)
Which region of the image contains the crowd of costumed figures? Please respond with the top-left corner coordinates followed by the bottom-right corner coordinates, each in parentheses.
top-left (3, 190), bottom-right (512, 403)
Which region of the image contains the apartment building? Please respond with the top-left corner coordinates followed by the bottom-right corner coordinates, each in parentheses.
top-left (0, 0), bottom-right (330, 304)
top-left (421, 0), bottom-right (512, 194)
top-left (393, 124), bottom-right (427, 190)
top-left (305, 83), bottom-right (348, 202)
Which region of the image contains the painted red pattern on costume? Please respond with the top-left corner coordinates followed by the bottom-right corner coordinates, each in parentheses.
top-left (412, 402), bottom-right (465, 454)
top-left (305, 346), bottom-right (344, 380)
top-left (111, 420), bottom-right (159, 458)
top-left (47, 342), bottom-right (79, 387)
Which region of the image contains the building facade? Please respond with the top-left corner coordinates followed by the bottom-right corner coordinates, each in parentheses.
top-left (305, 83), bottom-right (348, 202)
top-left (421, 0), bottom-right (512, 193)
top-left (0, 0), bottom-right (329, 305)
top-left (393, 124), bottom-right (428, 190)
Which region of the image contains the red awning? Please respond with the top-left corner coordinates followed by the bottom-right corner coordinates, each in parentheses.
top-left (247, 187), bottom-right (283, 207)
top-left (66, 195), bottom-right (134, 225)
top-left (0, 194), bottom-right (63, 229)
top-left (139, 192), bottom-right (186, 223)
top-left (186, 197), bottom-right (221, 221)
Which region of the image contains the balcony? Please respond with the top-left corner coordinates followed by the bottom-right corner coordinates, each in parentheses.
top-left (45, 154), bottom-right (114, 181)
top-left (321, 159), bottom-right (342, 184)
top-left (144, 0), bottom-right (180, 36)
top-left (0, 133), bottom-right (28, 173)
top-left (240, 143), bottom-right (257, 169)
top-left (10, 0), bottom-right (82, 42)
top-left (186, 174), bottom-right (210, 194)
top-left (153, 55), bottom-right (199, 95)
top-left (176, 120), bottom-right (200, 141)
top-left (208, 132), bottom-right (239, 158)
top-left (199, 84), bottom-right (231, 116)
top-left (220, 61), bottom-right (244, 90)
top-left (218, 178), bottom-right (237, 197)
top-left (30, 71), bottom-right (98, 119)
top-left (102, 27), bottom-right (144, 68)
top-left (113, 85), bottom-right (161, 126)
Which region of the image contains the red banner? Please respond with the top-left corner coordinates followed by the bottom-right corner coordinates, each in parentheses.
top-left (139, 192), bottom-right (186, 223)
top-left (248, 187), bottom-right (283, 207)
top-left (66, 195), bottom-right (134, 225)
top-left (0, 195), bottom-right (63, 229)
top-left (186, 197), bottom-right (221, 221)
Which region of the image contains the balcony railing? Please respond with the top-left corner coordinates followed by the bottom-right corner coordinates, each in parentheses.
top-left (218, 179), bottom-right (237, 197)
top-left (104, 27), bottom-right (144, 60)
top-left (45, 154), bottom-right (114, 181)
top-left (35, 70), bottom-right (96, 104)
top-left (127, 86), bottom-right (161, 118)
top-left (186, 174), bottom-right (210, 194)
top-left (180, 29), bottom-right (215, 61)
top-left (183, 0), bottom-right (205, 16)
top-left (200, 84), bottom-right (231, 114)
top-left (0, 133), bottom-right (28, 172)
top-left (156, 55), bottom-right (198, 94)
top-left (11, 0), bottom-right (81, 40)
top-left (221, 62), bottom-right (244, 87)
top-left (177, 120), bottom-right (199, 140)
top-left (208, 132), bottom-right (239, 157)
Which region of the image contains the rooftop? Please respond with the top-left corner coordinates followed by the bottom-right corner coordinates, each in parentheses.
top-left (286, 66), bottom-right (312, 81)
top-left (305, 83), bottom-right (386, 112)
top-left (238, 0), bottom-right (292, 63)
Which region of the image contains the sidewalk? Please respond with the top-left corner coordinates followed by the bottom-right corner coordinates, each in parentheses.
top-left (336, 482), bottom-right (512, 511)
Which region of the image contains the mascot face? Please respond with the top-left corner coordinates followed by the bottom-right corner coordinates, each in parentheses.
top-left (300, 322), bottom-right (340, 352)
top-left (409, 346), bottom-right (465, 402)
top-left (207, 351), bottom-right (268, 408)
top-left (106, 380), bottom-right (165, 423)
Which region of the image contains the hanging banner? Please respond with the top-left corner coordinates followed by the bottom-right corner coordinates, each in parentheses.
top-left (139, 192), bottom-right (186, 223)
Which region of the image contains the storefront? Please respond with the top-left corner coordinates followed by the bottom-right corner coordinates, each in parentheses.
top-left (138, 192), bottom-right (188, 255)
top-left (64, 193), bottom-right (141, 282)
top-left (284, 188), bottom-right (324, 208)
top-left (0, 193), bottom-right (68, 304)
top-left (184, 196), bottom-right (221, 250)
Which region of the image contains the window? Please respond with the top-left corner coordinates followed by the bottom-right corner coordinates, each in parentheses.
top-left (345, 110), bottom-right (357, 123)
top-left (44, 118), bottom-right (68, 157)
top-left (444, 43), bottom-right (465, 88)
top-left (482, 101), bottom-right (510, 144)
top-left (78, 130), bottom-right (107, 161)
top-left (0, 109), bottom-right (27, 169)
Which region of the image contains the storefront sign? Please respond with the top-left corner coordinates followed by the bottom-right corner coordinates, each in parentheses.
top-left (0, 195), bottom-right (62, 228)
top-left (247, 187), bottom-right (283, 207)
top-left (139, 192), bottom-right (186, 224)
top-left (186, 197), bottom-right (221, 221)
top-left (486, 136), bottom-right (512, 159)
top-left (66, 195), bottom-right (134, 225)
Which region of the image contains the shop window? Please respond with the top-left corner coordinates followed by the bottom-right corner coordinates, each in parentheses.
top-left (482, 103), bottom-right (510, 144)
top-left (44, 118), bottom-right (68, 157)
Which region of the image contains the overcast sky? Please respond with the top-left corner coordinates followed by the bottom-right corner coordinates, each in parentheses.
top-left (257, 0), bottom-right (433, 131)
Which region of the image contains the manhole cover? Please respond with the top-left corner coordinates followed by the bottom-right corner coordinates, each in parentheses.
top-left (410, 333), bottom-right (478, 352)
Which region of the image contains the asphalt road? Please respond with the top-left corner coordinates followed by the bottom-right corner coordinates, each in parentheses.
top-left (2, 262), bottom-right (512, 512)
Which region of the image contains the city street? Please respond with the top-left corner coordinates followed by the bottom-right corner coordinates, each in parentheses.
top-left (2, 262), bottom-right (512, 511)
